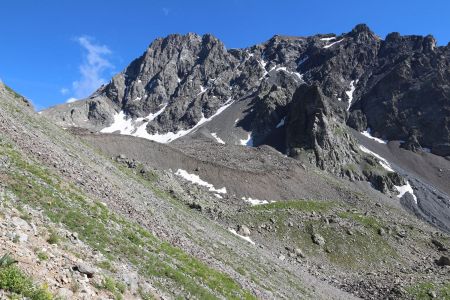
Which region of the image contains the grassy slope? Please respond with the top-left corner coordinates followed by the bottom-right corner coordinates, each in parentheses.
top-left (0, 86), bottom-right (258, 299)
top-left (0, 139), bottom-right (255, 299)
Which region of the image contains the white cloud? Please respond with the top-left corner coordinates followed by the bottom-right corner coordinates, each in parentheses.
top-left (66, 97), bottom-right (77, 103)
top-left (60, 88), bottom-right (69, 95)
top-left (162, 7), bottom-right (170, 16)
top-left (71, 36), bottom-right (114, 99)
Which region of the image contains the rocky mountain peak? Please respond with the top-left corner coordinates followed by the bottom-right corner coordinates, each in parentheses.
top-left (347, 23), bottom-right (380, 43)
top-left (43, 25), bottom-right (450, 158)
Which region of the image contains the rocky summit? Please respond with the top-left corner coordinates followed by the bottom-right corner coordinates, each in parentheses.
top-left (1, 23), bottom-right (450, 300)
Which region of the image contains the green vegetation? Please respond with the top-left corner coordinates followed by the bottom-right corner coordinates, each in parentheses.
top-left (97, 260), bottom-right (115, 272)
top-left (46, 230), bottom-right (60, 245)
top-left (238, 200), bottom-right (397, 269)
top-left (338, 211), bottom-right (384, 232)
top-left (0, 254), bottom-right (53, 300)
top-left (406, 282), bottom-right (450, 299)
top-left (0, 140), bottom-right (255, 299)
top-left (4, 84), bottom-right (23, 99)
top-left (36, 252), bottom-right (49, 261)
top-left (98, 276), bottom-right (126, 300)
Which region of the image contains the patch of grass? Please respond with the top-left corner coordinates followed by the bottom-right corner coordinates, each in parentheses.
top-left (4, 84), bottom-right (22, 99)
top-left (337, 211), bottom-right (383, 232)
top-left (315, 224), bottom-right (395, 267)
top-left (138, 288), bottom-right (156, 300)
top-left (97, 260), bottom-right (115, 272)
top-left (46, 230), bottom-right (60, 245)
top-left (252, 199), bottom-right (336, 213)
top-left (0, 264), bottom-right (53, 300)
top-left (36, 252), bottom-right (48, 261)
top-left (99, 276), bottom-right (125, 300)
top-left (20, 213), bottom-right (32, 222)
top-left (406, 281), bottom-right (450, 299)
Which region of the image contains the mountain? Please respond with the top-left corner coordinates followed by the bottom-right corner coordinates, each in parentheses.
top-left (42, 24), bottom-right (450, 226)
top-left (2, 24), bottom-right (450, 299)
top-left (43, 24), bottom-right (450, 155)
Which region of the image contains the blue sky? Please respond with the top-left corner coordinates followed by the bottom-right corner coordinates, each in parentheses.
top-left (1, 0), bottom-right (449, 110)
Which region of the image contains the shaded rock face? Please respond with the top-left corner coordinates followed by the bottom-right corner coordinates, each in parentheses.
top-left (286, 84), bottom-right (361, 175)
top-left (284, 84), bottom-right (404, 193)
top-left (349, 33), bottom-right (450, 156)
top-left (43, 24), bottom-right (450, 159)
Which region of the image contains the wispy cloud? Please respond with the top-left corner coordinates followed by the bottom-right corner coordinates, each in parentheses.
top-left (70, 36), bottom-right (114, 99)
top-left (162, 7), bottom-right (170, 16)
top-left (60, 88), bottom-right (69, 95)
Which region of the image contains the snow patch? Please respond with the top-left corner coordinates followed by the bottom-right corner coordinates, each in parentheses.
top-left (345, 80), bottom-right (357, 111)
top-left (361, 128), bottom-right (387, 144)
top-left (100, 111), bottom-right (135, 135)
top-left (240, 133), bottom-right (253, 147)
top-left (276, 117), bottom-right (286, 128)
top-left (197, 85), bottom-right (207, 95)
top-left (211, 132), bottom-right (225, 144)
top-left (102, 104), bottom-right (168, 137)
top-left (175, 169), bottom-right (227, 194)
top-left (259, 59), bottom-right (269, 79)
top-left (359, 145), bottom-right (394, 172)
top-left (274, 66), bottom-right (303, 82)
top-left (228, 229), bottom-right (255, 245)
top-left (242, 197), bottom-right (276, 206)
top-left (320, 37), bottom-right (336, 41)
top-left (395, 181), bottom-right (417, 204)
top-left (132, 98), bottom-right (234, 143)
top-left (323, 39), bottom-right (344, 49)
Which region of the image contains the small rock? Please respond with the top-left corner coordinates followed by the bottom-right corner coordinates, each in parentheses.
top-left (237, 225), bottom-right (251, 237)
top-left (428, 290), bottom-right (437, 298)
top-left (431, 239), bottom-right (447, 251)
top-left (14, 232), bottom-right (28, 243)
top-left (294, 248), bottom-right (305, 258)
top-left (74, 263), bottom-right (96, 278)
top-left (397, 231), bottom-right (407, 238)
top-left (278, 254), bottom-right (285, 261)
top-left (378, 228), bottom-right (386, 236)
top-left (312, 233), bottom-right (325, 246)
top-left (11, 217), bottom-right (31, 230)
top-left (57, 288), bottom-right (74, 299)
top-left (436, 256), bottom-right (450, 266)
